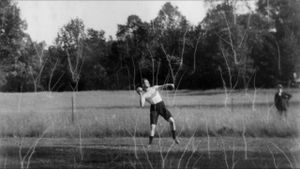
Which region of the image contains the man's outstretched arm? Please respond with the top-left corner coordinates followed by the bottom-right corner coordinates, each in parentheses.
top-left (155, 83), bottom-right (175, 90)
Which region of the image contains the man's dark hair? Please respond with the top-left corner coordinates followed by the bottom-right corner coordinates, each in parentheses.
top-left (141, 78), bottom-right (150, 84)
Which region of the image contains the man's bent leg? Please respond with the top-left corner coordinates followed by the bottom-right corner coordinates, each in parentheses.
top-left (168, 117), bottom-right (179, 144)
top-left (149, 124), bottom-right (156, 145)
top-left (168, 117), bottom-right (176, 131)
top-left (283, 111), bottom-right (288, 124)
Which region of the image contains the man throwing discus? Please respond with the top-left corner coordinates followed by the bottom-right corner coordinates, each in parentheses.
top-left (136, 78), bottom-right (180, 146)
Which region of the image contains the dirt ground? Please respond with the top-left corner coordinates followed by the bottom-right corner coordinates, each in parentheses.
top-left (0, 136), bottom-right (299, 169)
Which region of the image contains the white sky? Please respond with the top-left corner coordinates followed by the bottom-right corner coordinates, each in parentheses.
top-left (16, 1), bottom-right (210, 46)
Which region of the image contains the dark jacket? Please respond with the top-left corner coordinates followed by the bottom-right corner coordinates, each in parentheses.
top-left (274, 92), bottom-right (292, 111)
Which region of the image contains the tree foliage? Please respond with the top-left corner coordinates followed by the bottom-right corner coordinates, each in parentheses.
top-left (1, 1), bottom-right (299, 92)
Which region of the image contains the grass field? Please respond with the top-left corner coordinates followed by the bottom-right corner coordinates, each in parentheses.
top-left (1, 137), bottom-right (300, 169)
top-left (0, 89), bottom-right (299, 169)
top-left (0, 89), bottom-right (299, 138)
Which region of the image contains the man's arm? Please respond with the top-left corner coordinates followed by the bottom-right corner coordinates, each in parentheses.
top-left (154, 83), bottom-right (175, 90)
top-left (283, 92), bottom-right (292, 100)
top-left (139, 94), bottom-right (146, 107)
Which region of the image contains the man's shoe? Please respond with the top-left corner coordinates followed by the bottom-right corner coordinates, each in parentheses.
top-left (174, 138), bottom-right (180, 144)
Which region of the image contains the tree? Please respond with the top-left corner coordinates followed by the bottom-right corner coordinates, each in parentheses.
top-left (116, 15), bottom-right (150, 89)
top-left (42, 45), bottom-right (66, 91)
top-left (256, 0), bottom-right (300, 85)
top-left (149, 2), bottom-right (192, 85)
top-left (55, 18), bottom-right (86, 91)
top-left (0, 0), bottom-right (28, 91)
top-left (82, 28), bottom-right (108, 89)
top-left (20, 36), bottom-right (47, 92)
top-left (201, 2), bottom-right (257, 89)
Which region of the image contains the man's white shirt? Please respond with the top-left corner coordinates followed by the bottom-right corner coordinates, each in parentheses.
top-left (142, 86), bottom-right (163, 105)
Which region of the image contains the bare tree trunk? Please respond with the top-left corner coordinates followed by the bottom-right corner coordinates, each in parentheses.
top-left (71, 92), bottom-right (75, 123)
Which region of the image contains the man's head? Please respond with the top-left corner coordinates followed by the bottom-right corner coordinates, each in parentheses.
top-left (277, 84), bottom-right (283, 93)
top-left (142, 78), bottom-right (150, 90)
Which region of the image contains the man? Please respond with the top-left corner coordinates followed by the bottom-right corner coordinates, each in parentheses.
top-left (274, 84), bottom-right (292, 119)
top-left (136, 78), bottom-right (179, 146)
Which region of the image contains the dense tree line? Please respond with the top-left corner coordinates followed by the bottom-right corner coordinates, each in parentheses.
top-left (0, 0), bottom-right (299, 92)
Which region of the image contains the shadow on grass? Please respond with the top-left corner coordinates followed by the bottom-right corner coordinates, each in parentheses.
top-left (1, 144), bottom-right (298, 169)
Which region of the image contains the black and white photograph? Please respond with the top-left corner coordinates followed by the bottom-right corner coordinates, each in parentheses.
top-left (0, 0), bottom-right (300, 168)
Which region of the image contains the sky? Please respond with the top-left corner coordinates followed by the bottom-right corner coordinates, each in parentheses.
top-left (16, 1), bottom-right (211, 46)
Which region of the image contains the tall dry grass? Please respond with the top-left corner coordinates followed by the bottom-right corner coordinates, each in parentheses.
top-left (0, 89), bottom-right (299, 138)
